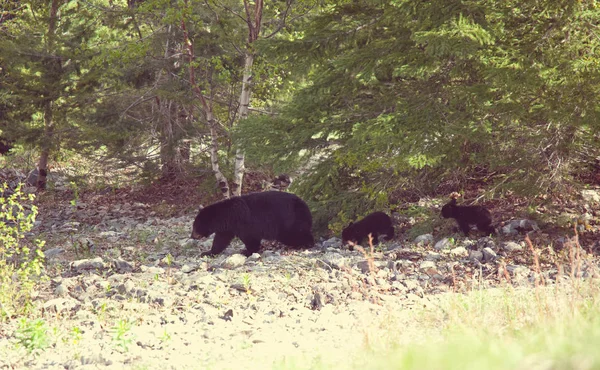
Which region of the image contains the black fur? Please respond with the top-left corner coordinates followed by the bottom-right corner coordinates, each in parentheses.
top-left (441, 198), bottom-right (495, 236)
top-left (191, 192), bottom-right (314, 257)
top-left (0, 138), bottom-right (13, 155)
top-left (342, 212), bottom-right (395, 250)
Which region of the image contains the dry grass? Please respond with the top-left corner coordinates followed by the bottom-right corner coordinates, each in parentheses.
top-left (278, 230), bottom-right (600, 370)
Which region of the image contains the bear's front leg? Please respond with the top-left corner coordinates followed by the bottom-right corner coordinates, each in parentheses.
top-left (200, 232), bottom-right (234, 257)
top-left (457, 220), bottom-right (471, 236)
top-left (239, 237), bottom-right (262, 257)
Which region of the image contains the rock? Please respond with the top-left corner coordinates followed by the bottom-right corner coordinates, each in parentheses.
top-left (140, 266), bottom-right (165, 275)
top-left (98, 231), bottom-right (121, 238)
top-left (111, 259), bottom-right (134, 273)
top-left (581, 189), bottom-right (600, 204)
top-left (247, 253), bottom-right (261, 262)
top-left (221, 254), bottom-right (247, 269)
top-left (403, 280), bottom-right (420, 292)
top-left (356, 260), bottom-right (375, 274)
top-left (180, 238), bottom-right (200, 248)
top-left (501, 241), bottom-right (523, 252)
top-left (482, 247), bottom-right (497, 263)
top-left (476, 237), bottom-right (496, 251)
top-left (44, 247), bottom-right (66, 259)
top-left (60, 221), bottom-right (81, 233)
top-left (116, 280), bottom-right (136, 294)
top-left (506, 264), bottom-right (530, 278)
top-left (322, 237), bottom-right (342, 249)
top-left (54, 284), bottom-right (69, 297)
top-left (424, 251), bottom-right (442, 261)
top-left (419, 261), bottom-right (437, 271)
top-left (181, 263), bottom-right (200, 273)
top-left (450, 246), bottom-right (468, 257)
top-left (501, 219), bottom-right (539, 235)
top-left (43, 298), bottom-right (81, 315)
top-left (469, 250), bottom-right (484, 262)
top-left (71, 257), bottom-right (105, 272)
top-left (434, 238), bottom-right (453, 250)
top-left (414, 234), bottom-right (434, 246)
top-left (320, 252), bottom-right (346, 269)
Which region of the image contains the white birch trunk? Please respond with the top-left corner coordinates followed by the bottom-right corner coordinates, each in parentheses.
top-left (231, 52), bottom-right (254, 196)
top-left (208, 110), bottom-right (230, 198)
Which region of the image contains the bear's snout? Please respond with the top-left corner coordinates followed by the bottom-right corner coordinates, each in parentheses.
top-left (191, 230), bottom-right (203, 239)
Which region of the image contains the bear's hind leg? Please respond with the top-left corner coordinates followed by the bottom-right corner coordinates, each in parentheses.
top-left (383, 226), bottom-right (395, 241)
top-left (478, 222), bottom-right (496, 236)
top-left (201, 232), bottom-right (234, 257)
top-left (278, 229), bottom-right (314, 249)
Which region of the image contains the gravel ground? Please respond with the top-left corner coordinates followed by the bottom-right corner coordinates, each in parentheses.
top-left (1, 198), bottom-right (598, 370)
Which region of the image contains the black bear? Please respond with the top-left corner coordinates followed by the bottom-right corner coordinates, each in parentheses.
top-left (342, 212), bottom-right (395, 250)
top-left (191, 191), bottom-right (314, 257)
top-left (441, 195), bottom-right (495, 236)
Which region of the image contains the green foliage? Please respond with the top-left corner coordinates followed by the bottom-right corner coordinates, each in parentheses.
top-left (238, 0), bottom-right (600, 226)
top-left (0, 184), bottom-right (46, 321)
top-left (111, 319), bottom-right (134, 352)
top-left (15, 318), bottom-right (50, 354)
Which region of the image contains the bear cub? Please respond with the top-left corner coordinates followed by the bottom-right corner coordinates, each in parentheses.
top-left (440, 194), bottom-right (495, 236)
top-left (342, 212), bottom-right (395, 250)
top-left (191, 191), bottom-right (314, 257)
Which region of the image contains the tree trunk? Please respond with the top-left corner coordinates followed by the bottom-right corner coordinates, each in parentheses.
top-left (232, 52), bottom-right (255, 196)
top-left (181, 9), bottom-right (230, 197)
top-left (36, 0), bottom-right (61, 190)
top-left (159, 99), bottom-right (177, 179)
top-left (37, 101), bottom-right (54, 190)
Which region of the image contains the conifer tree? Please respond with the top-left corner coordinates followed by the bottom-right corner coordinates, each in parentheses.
top-left (237, 0), bottom-right (600, 231)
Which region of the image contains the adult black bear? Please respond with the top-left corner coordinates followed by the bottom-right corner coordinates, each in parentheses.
top-left (191, 192), bottom-right (314, 257)
top-left (441, 195), bottom-right (495, 236)
top-left (342, 212), bottom-right (395, 250)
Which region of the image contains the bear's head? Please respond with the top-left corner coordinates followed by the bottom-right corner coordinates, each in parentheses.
top-left (440, 198), bottom-right (457, 219)
top-left (191, 206), bottom-right (212, 239)
top-left (341, 222), bottom-right (356, 245)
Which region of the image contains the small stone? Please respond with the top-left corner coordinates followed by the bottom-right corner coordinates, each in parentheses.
top-left (247, 253), bottom-right (261, 262)
top-left (181, 263), bottom-right (199, 273)
top-left (221, 254), bottom-right (247, 269)
top-left (434, 238), bottom-right (453, 250)
top-left (419, 260), bottom-right (437, 271)
top-left (506, 264), bottom-right (529, 277)
top-left (54, 284), bottom-right (69, 297)
top-left (469, 250), bottom-right (484, 262)
top-left (44, 247), bottom-right (66, 259)
top-left (501, 219), bottom-right (539, 235)
top-left (180, 238), bottom-right (200, 248)
top-left (43, 298), bottom-right (81, 315)
top-left (450, 246), bottom-right (468, 257)
top-left (501, 241), bottom-right (523, 252)
top-left (320, 252), bottom-right (346, 269)
top-left (414, 234), bottom-right (434, 246)
top-left (425, 251), bottom-right (442, 261)
top-left (111, 259), bottom-right (134, 273)
top-left (356, 260), bottom-right (375, 274)
top-left (71, 257), bottom-right (105, 272)
top-left (581, 189), bottom-right (600, 204)
top-left (482, 247), bottom-right (497, 263)
top-left (322, 237), bottom-right (342, 249)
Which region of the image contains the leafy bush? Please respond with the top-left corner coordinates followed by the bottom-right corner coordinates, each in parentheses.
top-left (0, 183), bottom-right (46, 321)
top-left (15, 317), bottom-right (50, 354)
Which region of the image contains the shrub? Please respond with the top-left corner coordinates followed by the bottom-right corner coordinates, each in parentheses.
top-left (0, 183), bottom-right (46, 321)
